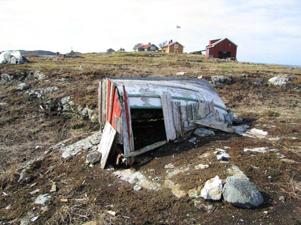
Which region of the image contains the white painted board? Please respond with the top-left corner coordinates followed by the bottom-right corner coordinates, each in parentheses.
top-left (98, 122), bottom-right (117, 169)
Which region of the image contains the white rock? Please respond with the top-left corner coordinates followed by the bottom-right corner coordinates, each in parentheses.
top-left (176, 71), bottom-right (186, 76)
top-left (268, 76), bottom-right (290, 86)
top-left (243, 147), bottom-right (278, 153)
top-left (200, 175), bottom-right (223, 200)
top-left (194, 164), bottom-right (209, 170)
top-left (17, 82), bottom-right (30, 91)
top-left (164, 163), bottom-right (175, 169)
top-left (113, 169), bottom-right (161, 191)
top-left (243, 128), bottom-right (268, 139)
top-left (34, 194), bottom-right (51, 205)
top-left (33, 71), bottom-right (46, 80)
top-left (133, 184), bottom-right (142, 191)
top-left (0, 50), bottom-right (26, 64)
top-left (61, 132), bottom-right (102, 159)
top-left (215, 149), bottom-right (230, 161)
top-left (106, 210), bottom-right (116, 216)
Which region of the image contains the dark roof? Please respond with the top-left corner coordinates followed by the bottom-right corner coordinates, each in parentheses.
top-left (207, 38), bottom-right (237, 49)
top-left (163, 41), bottom-right (183, 48)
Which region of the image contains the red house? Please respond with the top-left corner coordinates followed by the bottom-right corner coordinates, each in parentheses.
top-left (206, 38), bottom-right (237, 60)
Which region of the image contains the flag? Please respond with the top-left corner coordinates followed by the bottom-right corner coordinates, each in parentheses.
top-left (176, 25), bottom-right (181, 29)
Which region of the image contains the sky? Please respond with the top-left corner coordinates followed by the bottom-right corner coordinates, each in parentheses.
top-left (1, 0), bottom-right (301, 65)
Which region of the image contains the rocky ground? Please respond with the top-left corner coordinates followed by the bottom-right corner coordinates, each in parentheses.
top-left (0, 53), bottom-right (300, 225)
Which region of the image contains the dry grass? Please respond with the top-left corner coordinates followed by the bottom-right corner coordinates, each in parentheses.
top-left (0, 163), bottom-right (18, 187)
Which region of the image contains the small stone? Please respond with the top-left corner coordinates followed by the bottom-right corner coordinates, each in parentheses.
top-left (215, 149), bottom-right (230, 161)
top-left (193, 200), bottom-right (213, 212)
top-left (85, 151), bottom-right (102, 165)
top-left (211, 75), bottom-right (233, 86)
top-left (31, 216), bottom-right (39, 222)
top-left (34, 194), bottom-right (51, 205)
top-left (164, 163), bottom-right (175, 169)
top-left (194, 128), bottom-right (215, 137)
top-left (188, 186), bottom-right (202, 198)
top-left (188, 137), bottom-right (197, 144)
top-left (18, 168), bottom-right (33, 183)
top-left (50, 182), bottom-right (57, 192)
top-left (41, 206), bottom-right (49, 212)
top-left (176, 71), bottom-right (186, 76)
top-left (17, 82), bottom-right (30, 91)
top-left (1, 73), bottom-right (13, 82)
top-left (106, 210), bottom-right (116, 216)
top-left (194, 164), bottom-right (209, 170)
top-left (200, 175), bottom-right (223, 201)
top-left (243, 128), bottom-right (268, 139)
top-left (33, 71), bottom-right (46, 80)
top-left (30, 189), bottom-right (40, 195)
top-left (133, 184), bottom-right (142, 191)
top-left (60, 198), bottom-right (68, 203)
top-left (279, 196), bottom-right (285, 202)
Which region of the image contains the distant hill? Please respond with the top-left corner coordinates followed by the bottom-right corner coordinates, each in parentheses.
top-left (19, 50), bottom-right (57, 57)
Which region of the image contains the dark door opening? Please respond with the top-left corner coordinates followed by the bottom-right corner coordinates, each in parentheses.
top-left (131, 108), bottom-right (166, 150)
top-left (218, 51), bottom-right (231, 59)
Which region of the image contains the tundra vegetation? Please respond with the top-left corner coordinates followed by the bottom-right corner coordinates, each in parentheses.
top-left (0, 52), bottom-right (300, 225)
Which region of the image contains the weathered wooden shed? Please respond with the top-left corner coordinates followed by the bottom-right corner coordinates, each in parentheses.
top-left (162, 41), bottom-right (184, 54)
top-left (206, 38), bottom-right (237, 60)
top-left (97, 78), bottom-right (234, 168)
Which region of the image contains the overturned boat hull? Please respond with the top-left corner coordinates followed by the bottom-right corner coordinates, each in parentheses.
top-left (98, 78), bottom-right (233, 168)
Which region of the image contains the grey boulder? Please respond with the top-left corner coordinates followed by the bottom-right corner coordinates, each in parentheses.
top-left (211, 75), bottom-right (233, 86)
top-left (17, 82), bottom-right (30, 91)
top-left (0, 73), bottom-right (13, 83)
top-left (268, 76), bottom-right (290, 87)
top-left (194, 128), bottom-right (215, 137)
top-left (0, 50), bottom-right (26, 64)
top-left (223, 176), bottom-right (264, 208)
top-left (86, 150), bottom-right (102, 165)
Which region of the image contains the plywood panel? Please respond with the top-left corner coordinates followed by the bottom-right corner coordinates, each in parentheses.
top-left (98, 122), bottom-right (117, 169)
top-left (172, 101), bottom-right (182, 137)
top-left (161, 92), bottom-right (176, 141)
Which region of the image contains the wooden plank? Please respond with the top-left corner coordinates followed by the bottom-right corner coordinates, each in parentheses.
top-left (180, 105), bottom-right (189, 130)
top-left (186, 104), bottom-right (193, 121)
top-left (172, 101), bottom-right (182, 137)
top-left (98, 81), bottom-right (102, 125)
top-left (192, 102), bottom-right (199, 120)
top-left (123, 86), bottom-right (135, 152)
top-left (98, 122), bottom-right (117, 169)
top-left (101, 79), bottom-right (107, 125)
top-left (126, 140), bottom-right (167, 157)
top-left (108, 82), bottom-right (115, 123)
top-left (198, 101), bottom-right (206, 118)
top-left (161, 92), bottom-right (176, 141)
top-left (121, 105), bottom-right (131, 156)
top-left (193, 119), bottom-right (234, 133)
